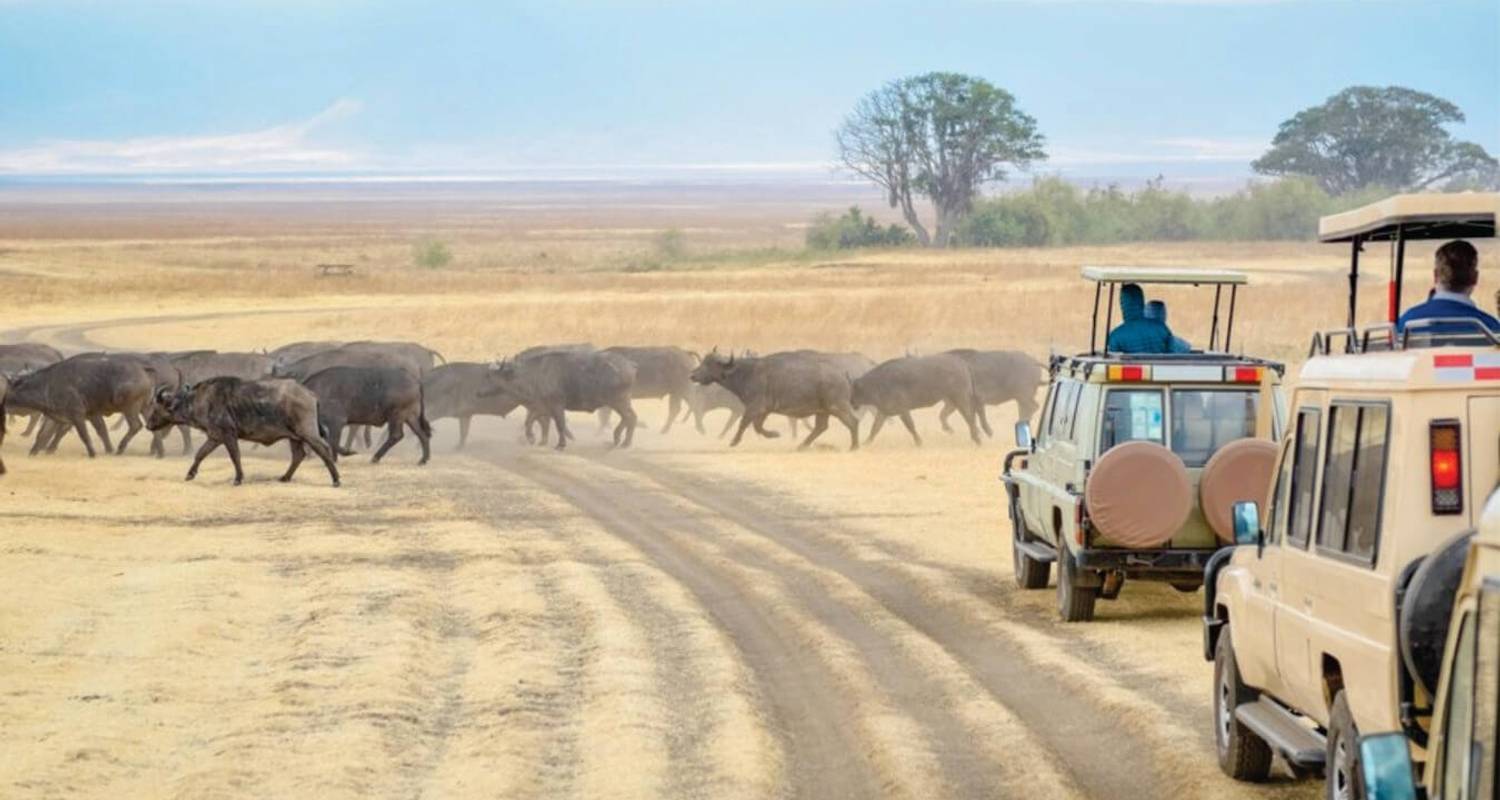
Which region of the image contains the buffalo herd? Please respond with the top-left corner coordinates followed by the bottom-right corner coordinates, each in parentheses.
top-left (0, 340), bottom-right (1042, 485)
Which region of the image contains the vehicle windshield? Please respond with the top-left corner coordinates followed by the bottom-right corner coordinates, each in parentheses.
top-left (1100, 389), bottom-right (1165, 452)
top-left (1170, 390), bottom-right (1258, 468)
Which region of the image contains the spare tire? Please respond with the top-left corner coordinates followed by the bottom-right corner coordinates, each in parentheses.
top-left (1400, 530), bottom-right (1476, 697)
top-left (1085, 441), bottom-right (1192, 548)
top-left (1199, 439), bottom-right (1280, 544)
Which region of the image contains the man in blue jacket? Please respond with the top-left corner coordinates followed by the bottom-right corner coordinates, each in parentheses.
top-left (1106, 283), bottom-right (1176, 354)
top-left (1397, 241), bottom-right (1498, 334)
top-left (1145, 301), bottom-right (1194, 353)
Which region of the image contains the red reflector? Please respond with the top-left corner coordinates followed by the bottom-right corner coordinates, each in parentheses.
top-left (1119, 366), bottom-right (1144, 381)
top-left (1233, 367), bottom-right (1260, 383)
top-left (1435, 355), bottom-right (1474, 368)
top-left (1432, 450), bottom-right (1461, 489)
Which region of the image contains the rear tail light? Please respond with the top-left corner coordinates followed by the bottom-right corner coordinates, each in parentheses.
top-left (1107, 364), bottom-right (1149, 382)
top-left (1430, 420), bottom-right (1463, 515)
top-left (1227, 366), bottom-right (1264, 383)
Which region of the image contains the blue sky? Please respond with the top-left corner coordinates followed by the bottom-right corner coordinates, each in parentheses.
top-left (0, 0), bottom-right (1495, 179)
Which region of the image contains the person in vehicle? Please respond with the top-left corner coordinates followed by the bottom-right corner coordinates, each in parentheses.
top-left (1106, 283), bottom-right (1175, 354)
top-left (1396, 240), bottom-right (1499, 334)
top-left (1144, 301), bottom-right (1193, 353)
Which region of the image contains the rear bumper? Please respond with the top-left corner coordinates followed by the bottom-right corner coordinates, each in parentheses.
top-left (1074, 547), bottom-right (1219, 577)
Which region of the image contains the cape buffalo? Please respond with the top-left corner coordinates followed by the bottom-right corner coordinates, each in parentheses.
top-left (302, 366), bottom-right (432, 465)
top-left (146, 378), bottom-right (340, 486)
top-left (0, 374), bottom-right (8, 475)
top-left (852, 353), bottom-right (982, 446)
top-left (484, 350), bottom-right (637, 450)
top-left (938, 349), bottom-right (1043, 437)
top-left (268, 341), bottom-right (344, 369)
top-left (593, 346), bottom-right (697, 434)
top-left (424, 362), bottom-right (522, 449)
top-left (0, 343), bottom-right (64, 439)
top-left (339, 341), bottom-right (445, 375)
top-left (690, 350), bottom-right (860, 451)
top-left (6, 354), bottom-right (157, 457)
top-left (273, 347), bottom-right (413, 382)
top-left (170, 350), bottom-right (275, 383)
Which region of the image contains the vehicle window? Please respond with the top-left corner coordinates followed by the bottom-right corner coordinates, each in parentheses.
top-left (1046, 381), bottom-right (1071, 441)
top-left (1170, 390), bottom-right (1258, 468)
top-left (1066, 385), bottom-right (1086, 440)
top-left (1287, 408), bottom-right (1321, 547)
top-left (1265, 442), bottom-right (1294, 545)
top-left (1039, 384), bottom-right (1060, 444)
top-left (1050, 381), bottom-right (1082, 443)
top-left (1439, 612), bottom-right (1477, 799)
top-left (1317, 403), bottom-right (1389, 563)
top-left (1099, 389), bottom-right (1164, 453)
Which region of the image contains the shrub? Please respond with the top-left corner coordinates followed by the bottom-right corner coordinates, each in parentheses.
top-left (412, 237), bottom-right (453, 269)
top-left (806, 207), bottom-right (914, 250)
top-left (654, 228), bottom-right (687, 260)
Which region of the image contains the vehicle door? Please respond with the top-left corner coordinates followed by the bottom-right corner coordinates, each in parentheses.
top-left (1427, 580), bottom-right (1498, 800)
top-left (1022, 379), bottom-right (1079, 540)
top-left (1237, 405), bottom-right (1319, 691)
top-left (1282, 400), bottom-right (1392, 719)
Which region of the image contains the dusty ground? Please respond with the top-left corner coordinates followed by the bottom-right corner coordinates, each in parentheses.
top-left (7, 186), bottom-right (1482, 799)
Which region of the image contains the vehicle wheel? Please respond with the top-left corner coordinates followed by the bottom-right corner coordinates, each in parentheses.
top-left (1011, 504), bottom-right (1050, 590)
top-left (1326, 692), bottom-right (1365, 800)
top-left (1214, 632), bottom-right (1272, 781)
top-left (1171, 580), bottom-right (1203, 593)
top-left (1057, 550), bottom-right (1097, 622)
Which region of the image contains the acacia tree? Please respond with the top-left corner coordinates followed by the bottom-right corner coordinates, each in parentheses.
top-left (837, 73), bottom-right (1045, 247)
top-left (1253, 86), bottom-right (1497, 194)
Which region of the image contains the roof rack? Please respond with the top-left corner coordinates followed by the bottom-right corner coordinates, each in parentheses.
top-left (1084, 266), bottom-right (1249, 355)
top-left (1308, 318), bottom-right (1500, 357)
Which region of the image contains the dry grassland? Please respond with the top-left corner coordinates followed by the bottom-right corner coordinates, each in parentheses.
top-left (4, 192), bottom-right (1491, 799)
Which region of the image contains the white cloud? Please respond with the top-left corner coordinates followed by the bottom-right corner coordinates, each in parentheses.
top-left (0, 99), bottom-right (363, 174)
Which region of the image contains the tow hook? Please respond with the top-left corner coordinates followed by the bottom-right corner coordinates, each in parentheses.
top-left (1100, 570), bottom-right (1126, 600)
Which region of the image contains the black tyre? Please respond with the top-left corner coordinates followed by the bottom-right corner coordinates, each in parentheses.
top-left (1326, 692), bottom-right (1364, 800)
top-left (1057, 550), bottom-right (1097, 622)
top-left (1011, 501), bottom-right (1050, 590)
top-left (1213, 632), bottom-right (1272, 781)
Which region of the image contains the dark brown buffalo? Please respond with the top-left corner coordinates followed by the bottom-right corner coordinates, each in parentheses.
top-left (690, 350), bottom-right (860, 450)
top-left (302, 366), bottom-right (432, 464)
top-left (339, 341), bottom-right (445, 375)
top-left (484, 350), bottom-right (637, 450)
top-left (268, 341), bottom-right (344, 369)
top-left (938, 349), bottom-right (1044, 437)
top-left (423, 362), bottom-right (522, 449)
top-left (0, 343), bottom-right (64, 440)
top-left (594, 346), bottom-right (697, 434)
top-left (146, 377), bottom-right (340, 486)
top-left (852, 353), bottom-right (982, 446)
top-left (5, 354), bottom-right (157, 457)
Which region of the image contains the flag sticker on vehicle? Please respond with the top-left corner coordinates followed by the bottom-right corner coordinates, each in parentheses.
top-left (1434, 353), bottom-right (1500, 381)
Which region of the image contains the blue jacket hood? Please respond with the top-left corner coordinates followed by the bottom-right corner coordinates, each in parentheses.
top-left (1119, 284), bottom-right (1146, 322)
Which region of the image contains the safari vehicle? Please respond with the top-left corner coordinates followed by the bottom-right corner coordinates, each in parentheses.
top-left (1358, 493), bottom-right (1499, 800)
top-left (1203, 192), bottom-right (1499, 797)
top-left (1002, 266), bottom-right (1285, 623)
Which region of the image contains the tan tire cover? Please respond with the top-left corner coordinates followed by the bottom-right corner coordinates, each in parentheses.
top-left (1199, 438), bottom-right (1279, 544)
top-left (1085, 441), bottom-right (1192, 549)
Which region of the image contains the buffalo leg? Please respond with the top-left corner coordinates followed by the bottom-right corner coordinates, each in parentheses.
top-left (89, 416), bottom-right (114, 455)
top-left (596, 408), bottom-right (612, 435)
top-left (372, 420), bottom-right (404, 463)
top-left (977, 404), bottom-right (994, 438)
top-left (752, 414), bottom-right (781, 439)
top-left (222, 437), bottom-right (246, 485)
top-left (342, 426), bottom-right (359, 453)
top-left (798, 413), bottom-right (830, 450)
top-left (938, 402), bottom-right (956, 433)
top-left (717, 410), bottom-right (740, 439)
top-left (116, 413), bottom-right (144, 455)
top-left (362, 426), bottom-right (372, 449)
top-left (788, 417), bottom-right (800, 437)
top-left (186, 440), bottom-right (221, 481)
top-left (41, 419), bottom-right (67, 454)
top-left (407, 418), bottom-right (430, 465)
top-left (150, 428), bottom-right (167, 458)
top-left (21, 413), bottom-right (39, 437)
top-left (29, 419), bottom-right (53, 455)
top-left (661, 394), bottom-right (681, 434)
top-left (551, 409), bottom-right (570, 451)
top-left (834, 407), bottom-right (861, 451)
top-left (898, 412), bottom-right (924, 446)
top-left (726, 408), bottom-right (756, 447)
top-left (281, 441), bottom-right (307, 482)
top-left (73, 419), bottom-right (98, 458)
top-left (964, 404), bottom-right (985, 445)
top-left (324, 421), bottom-right (344, 462)
top-left (302, 435), bottom-right (341, 487)
top-left (613, 402), bottom-right (638, 449)
top-left (865, 413), bottom-right (889, 444)
top-left (456, 415), bottom-right (471, 451)
top-left (179, 424), bottom-right (193, 454)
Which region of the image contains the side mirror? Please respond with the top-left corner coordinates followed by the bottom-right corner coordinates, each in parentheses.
top-left (1232, 501), bottom-right (1262, 547)
top-left (1014, 421), bottom-right (1033, 450)
top-left (1358, 733), bottom-right (1418, 800)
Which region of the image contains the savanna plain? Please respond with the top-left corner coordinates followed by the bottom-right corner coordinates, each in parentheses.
top-left (6, 182), bottom-right (1478, 800)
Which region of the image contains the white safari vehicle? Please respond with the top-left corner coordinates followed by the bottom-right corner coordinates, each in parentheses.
top-left (1203, 192), bottom-right (1499, 798)
top-left (1003, 267), bottom-right (1284, 622)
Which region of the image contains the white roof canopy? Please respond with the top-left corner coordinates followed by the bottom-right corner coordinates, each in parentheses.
top-left (1318, 192), bottom-right (1498, 243)
top-left (1081, 266), bottom-right (1249, 286)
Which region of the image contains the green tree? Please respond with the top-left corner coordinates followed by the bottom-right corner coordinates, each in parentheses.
top-left (1253, 86), bottom-right (1497, 194)
top-left (806, 206), bottom-right (914, 249)
top-left (836, 72), bottom-right (1046, 247)
top-left (412, 237), bottom-right (453, 269)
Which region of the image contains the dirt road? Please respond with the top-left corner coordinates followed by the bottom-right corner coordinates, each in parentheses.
top-left (0, 311), bottom-right (1319, 799)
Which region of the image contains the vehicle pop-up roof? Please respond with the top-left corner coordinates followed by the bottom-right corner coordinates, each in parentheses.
top-left (1083, 266), bottom-right (1249, 356)
top-left (1318, 192), bottom-right (1498, 333)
